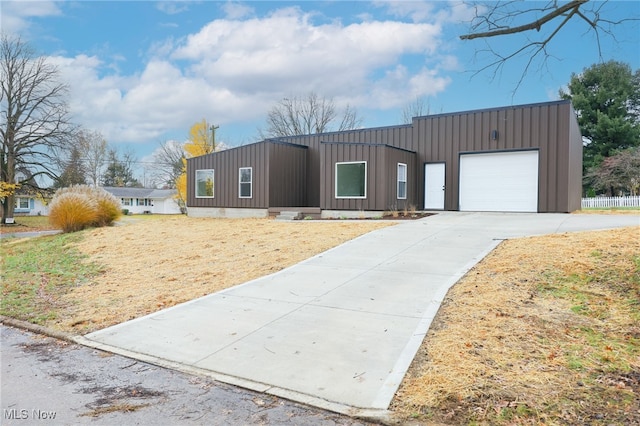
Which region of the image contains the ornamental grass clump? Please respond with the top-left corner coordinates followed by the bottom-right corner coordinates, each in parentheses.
top-left (93, 189), bottom-right (121, 227)
top-left (49, 185), bottom-right (121, 233)
top-left (48, 191), bottom-right (98, 233)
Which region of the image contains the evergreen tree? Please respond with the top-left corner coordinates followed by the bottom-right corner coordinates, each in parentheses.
top-left (560, 61), bottom-right (640, 173)
top-left (55, 146), bottom-right (86, 188)
top-left (101, 148), bottom-right (141, 187)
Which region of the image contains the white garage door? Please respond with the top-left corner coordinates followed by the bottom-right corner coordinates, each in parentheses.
top-left (459, 150), bottom-right (539, 212)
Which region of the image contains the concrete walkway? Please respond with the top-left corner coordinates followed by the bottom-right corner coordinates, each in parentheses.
top-left (78, 212), bottom-right (639, 418)
top-left (0, 229), bottom-right (61, 239)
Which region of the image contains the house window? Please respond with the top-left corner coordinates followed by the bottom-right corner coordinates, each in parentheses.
top-left (335, 161), bottom-right (367, 199)
top-left (239, 167), bottom-right (252, 198)
top-left (397, 163), bottom-right (407, 199)
top-left (121, 198), bottom-right (132, 206)
top-left (15, 198), bottom-right (29, 209)
top-left (196, 169), bottom-right (214, 198)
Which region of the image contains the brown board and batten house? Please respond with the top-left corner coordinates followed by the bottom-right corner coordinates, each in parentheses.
top-left (188, 140), bottom-right (307, 217)
top-left (187, 100), bottom-right (583, 218)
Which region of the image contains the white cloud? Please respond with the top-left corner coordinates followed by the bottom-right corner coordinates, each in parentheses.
top-left (221, 1), bottom-right (255, 19)
top-left (361, 65), bottom-right (451, 108)
top-left (156, 1), bottom-right (191, 15)
top-left (375, 0), bottom-right (478, 24)
top-left (445, 1), bottom-right (483, 23)
top-left (43, 4), bottom-right (459, 146)
top-left (0, 0), bottom-right (62, 33)
top-left (172, 8), bottom-right (444, 105)
top-left (374, 0), bottom-right (436, 23)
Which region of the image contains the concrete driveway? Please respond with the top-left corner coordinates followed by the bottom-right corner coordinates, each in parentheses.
top-left (78, 212), bottom-right (639, 418)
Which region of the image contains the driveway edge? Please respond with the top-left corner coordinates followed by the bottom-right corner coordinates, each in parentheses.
top-left (0, 315), bottom-right (77, 343)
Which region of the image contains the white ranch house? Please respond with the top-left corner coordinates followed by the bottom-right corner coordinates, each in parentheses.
top-left (14, 195), bottom-right (50, 216)
top-left (102, 187), bottom-right (182, 214)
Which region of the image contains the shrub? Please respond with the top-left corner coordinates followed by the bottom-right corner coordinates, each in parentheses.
top-left (49, 192), bottom-right (98, 233)
top-left (93, 190), bottom-right (121, 227)
top-left (49, 185), bottom-right (122, 233)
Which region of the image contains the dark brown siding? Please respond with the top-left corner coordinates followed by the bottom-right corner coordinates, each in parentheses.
top-left (410, 100), bottom-right (579, 212)
top-left (268, 142), bottom-right (307, 207)
top-left (187, 141), bottom-right (307, 209)
top-left (187, 142), bottom-right (269, 208)
top-left (319, 143), bottom-right (416, 211)
top-left (188, 100), bottom-right (581, 213)
top-left (284, 125), bottom-right (412, 207)
top-left (386, 147), bottom-right (418, 210)
top-left (567, 103), bottom-right (584, 211)
top-left (320, 143), bottom-right (385, 210)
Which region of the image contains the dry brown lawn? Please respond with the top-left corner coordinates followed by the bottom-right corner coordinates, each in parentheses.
top-left (6, 211), bottom-right (638, 424)
top-left (392, 224), bottom-right (640, 424)
top-left (53, 216), bottom-right (395, 333)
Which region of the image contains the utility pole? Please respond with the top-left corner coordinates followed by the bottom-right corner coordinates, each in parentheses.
top-left (210, 124), bottom-right (219, 152)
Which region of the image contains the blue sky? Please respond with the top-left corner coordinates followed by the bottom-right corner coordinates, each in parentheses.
top-left (2, 1), bottom-right (639, 185)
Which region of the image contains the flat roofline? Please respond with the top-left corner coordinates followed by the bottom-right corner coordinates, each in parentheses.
top-left (281, 123), bottom-right (413, 139)
top-left (186, 139), bottom-right (308, 163)
top-left (412, 99), bottom-right (572, 121)
top-left (320, 141), bottom-right (416, 154)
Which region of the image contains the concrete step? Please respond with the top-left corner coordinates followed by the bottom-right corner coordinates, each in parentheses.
top-left (275, 211), bottom-right (302, 221)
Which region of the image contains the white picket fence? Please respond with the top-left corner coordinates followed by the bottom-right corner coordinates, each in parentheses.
top-left (581, 196), bottom-right (640, 208)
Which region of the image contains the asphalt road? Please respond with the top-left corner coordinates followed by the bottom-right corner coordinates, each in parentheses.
top-left (1, 325), bottom-right (376, 426)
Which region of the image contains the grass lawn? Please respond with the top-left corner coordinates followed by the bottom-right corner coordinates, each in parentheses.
top-left (578, 207), bottom-right (640, 214)
top-left (392, 225), bottom-right (640, 425)
top-left (2, 212), bottom-right (639, 424)
top-left (0, 215), bottom-right (54, 233)
top-left (1, 216), bottom-right (395, 333)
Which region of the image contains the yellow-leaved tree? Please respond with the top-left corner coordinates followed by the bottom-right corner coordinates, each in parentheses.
top-left (175, 119), bottom-right (219, 209)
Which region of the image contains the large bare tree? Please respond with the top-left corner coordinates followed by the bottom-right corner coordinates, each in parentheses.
top-left (460, 0), bottom-right (639, 89)
top-left (260, 92), bottom-right (362, 138)
top-left (151, 140), bottom-right (186, 189)
top-left (401, 96), bottom-right (432, 124)
top-left (77, 129), bottom-right (107, 187)
top-left (1, 34), bottom-right (75, 222)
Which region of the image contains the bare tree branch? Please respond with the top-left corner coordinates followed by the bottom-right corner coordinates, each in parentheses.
top-left (459, 0), bottom-right (640, 94)
top-left (402, 96), bottom-right (432, 124)
top-left (151, 139), bottom-right (186, 189)
top-left (261, 92), bottom-right (363, 138)
top-left (1, 34), bottom-right (76, 222)
top-left (460, 0), bottom-right (588, 40)
top-left (77, 129), bottom-right (107, 187)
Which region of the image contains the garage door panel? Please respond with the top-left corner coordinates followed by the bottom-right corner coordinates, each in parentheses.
top-left (459, 150), bottom-right (538, 212)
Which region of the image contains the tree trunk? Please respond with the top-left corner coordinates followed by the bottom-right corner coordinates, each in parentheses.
top-left (3, 193), bottom-right (15, 223)
top-left (2, 152), bottom-right (16, 224)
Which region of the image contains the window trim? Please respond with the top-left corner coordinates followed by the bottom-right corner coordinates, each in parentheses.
top-left (239, 167), bottom-right (253, 199)
top-left (195, 169), bottom-right (215, 198)
top-left (335, 161), bottom-right (367, 199)
top-left (397, 163), bottom-right (407, 200)
top-left (15, 197), bottom-right (29, 210)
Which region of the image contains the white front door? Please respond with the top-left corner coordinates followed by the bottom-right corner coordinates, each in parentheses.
top-left (424, 163), bottom-right (445, 210)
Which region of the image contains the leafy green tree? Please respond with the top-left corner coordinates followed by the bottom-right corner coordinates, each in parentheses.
top-left (560, 61), bottom-right (640, 174)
